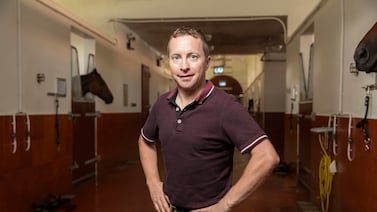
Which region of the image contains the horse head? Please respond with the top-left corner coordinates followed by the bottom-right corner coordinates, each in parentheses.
top-left (354, 22), bottom-right (377, 73)
top-left (81, 69), bottom-right (114, 104)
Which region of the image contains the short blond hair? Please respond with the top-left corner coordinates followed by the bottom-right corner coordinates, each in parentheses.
top-left (167, 26), bottom-right (210, 57)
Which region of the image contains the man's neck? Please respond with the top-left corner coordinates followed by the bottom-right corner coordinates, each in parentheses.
top-left (176, 90), bottom-right (197, 109)
top-left (176, 83), bottom-right (206, 109)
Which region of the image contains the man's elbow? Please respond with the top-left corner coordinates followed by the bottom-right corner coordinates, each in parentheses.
top-left (266, 150), bottom-right (280, 171)
top-left (258, 141), bottom-right (280, 171)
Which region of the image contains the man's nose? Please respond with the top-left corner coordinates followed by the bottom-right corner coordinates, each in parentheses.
top-left (180, 60), bottom-right (190, 71)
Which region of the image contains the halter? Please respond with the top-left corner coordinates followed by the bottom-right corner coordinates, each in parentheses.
top-left (356, 86), bottom-right (371, 151)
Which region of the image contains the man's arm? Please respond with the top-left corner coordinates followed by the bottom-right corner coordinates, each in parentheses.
top-left (194, 139), bottom-right (279, 212)
top-left (138, 135), bottom-right (170, 212)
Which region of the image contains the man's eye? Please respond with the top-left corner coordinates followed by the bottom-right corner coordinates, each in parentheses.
top-left (189, 54), bottom-right (199, 61)
top-left (171, 55), bottom-right (181, 62)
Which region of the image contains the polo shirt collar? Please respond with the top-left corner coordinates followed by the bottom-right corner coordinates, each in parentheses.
top-left (167, 81), bottom-right (215, 105)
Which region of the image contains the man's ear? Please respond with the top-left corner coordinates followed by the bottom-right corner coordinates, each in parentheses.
top-left (207, 56), bottom-right (211, 63)
top-left (205, 56), bottom-right (211, 70)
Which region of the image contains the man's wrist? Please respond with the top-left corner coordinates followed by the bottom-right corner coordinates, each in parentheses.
top-left (219, 198), bottom-right (234, 211)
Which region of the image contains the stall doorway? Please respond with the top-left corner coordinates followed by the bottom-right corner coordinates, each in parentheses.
top-left (71, 31), bottom-right (97, 184)
top-left (141, 64), bottom-right (150, 124)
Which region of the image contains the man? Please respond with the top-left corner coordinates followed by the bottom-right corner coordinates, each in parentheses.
top-left (138, 26), bottom-right (279, 212)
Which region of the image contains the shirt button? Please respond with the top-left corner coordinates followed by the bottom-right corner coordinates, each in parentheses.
top-left (177, 119), bottom-right (182, 124)
top-left (176, 107), bottom-right (180, 111)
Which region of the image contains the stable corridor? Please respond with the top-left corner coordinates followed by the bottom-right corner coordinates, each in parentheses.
top-left (69, 152), bottom-right (312, 212)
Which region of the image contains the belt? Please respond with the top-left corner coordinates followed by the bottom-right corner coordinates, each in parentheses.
top-left (171, 205), bottom-right (190, 212)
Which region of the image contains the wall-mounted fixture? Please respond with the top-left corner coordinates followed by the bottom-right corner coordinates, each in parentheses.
top-left (204, 33), bottom-right (212, 42)
top-left (156, 55), bottom-right (163, 67)
top-left (47, 78), bottom-right (67, 97)
top-left (37, 73), bottom-right (46, 83)
top-left (204, 33), bottom-right (215, 52)
top-left (349, 62), bottom-right (358, 76)
top-left (126, 33), bottom-right (136, 50)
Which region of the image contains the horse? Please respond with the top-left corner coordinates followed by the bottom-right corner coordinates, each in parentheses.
top-left (354, 22), bottom-right (377, 73)
top-left (80, 69), bottom-right (114, 104)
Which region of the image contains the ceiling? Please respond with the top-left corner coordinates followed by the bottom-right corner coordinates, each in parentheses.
top-left (114, 16), bottom-right (287, 56)
top-left (50, 0), bottom-right (323, 57)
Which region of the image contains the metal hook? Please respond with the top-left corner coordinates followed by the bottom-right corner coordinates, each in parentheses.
top-left (11, 114), bottom-right (17, 154)
top-left (332, 115), bottom-right (338, 155)
top-left (365, 143), bottom-right (370, 151)
top-left (25, 113), bottom-right (31, 151)
top-left (364, 136), bottom-right (371, 152)
top-left (347, 114), bottom-right (353, 161)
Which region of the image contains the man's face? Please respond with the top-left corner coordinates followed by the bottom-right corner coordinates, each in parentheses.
top-left (168, 35), bottom-right (210, 93)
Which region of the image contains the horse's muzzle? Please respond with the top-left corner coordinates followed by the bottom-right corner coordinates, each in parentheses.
top-left (354, 42), bottom-right (377, 73)
top-left (353, 22), bottom-right (377, 73)
top-left (104, 95), bottom-right (114, 104)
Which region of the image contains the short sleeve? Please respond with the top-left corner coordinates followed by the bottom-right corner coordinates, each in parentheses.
top-left (141, 97), bottom-right (162, 143)
top-left (221, 98), bottom-right (267, 153)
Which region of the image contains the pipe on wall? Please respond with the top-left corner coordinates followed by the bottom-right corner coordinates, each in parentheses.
top-left (17, 0), bottom-right (22, 113)
top-left (13, 0), bottom-right (32, 154)
top-left (338, 0), bottom-right (345, 114)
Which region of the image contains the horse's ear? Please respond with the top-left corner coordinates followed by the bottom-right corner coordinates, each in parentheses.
top-left (92, 68), bottom-right (97, 73)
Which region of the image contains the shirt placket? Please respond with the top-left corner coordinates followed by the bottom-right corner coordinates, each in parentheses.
top-left (175, 106), bottom-right (184, 132)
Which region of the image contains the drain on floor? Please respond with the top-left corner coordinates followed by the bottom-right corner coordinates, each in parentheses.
top-left (296, 201), bottom-right (320, 212)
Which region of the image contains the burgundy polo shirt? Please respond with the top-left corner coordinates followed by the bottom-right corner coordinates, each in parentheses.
top-left (141, 81), bottom-right (267, 210)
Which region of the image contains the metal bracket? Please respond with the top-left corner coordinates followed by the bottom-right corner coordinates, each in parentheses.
top-left (69, 161), bottom-right (80, 171)
top-left (84, 155), bottom-right (101, 165)
top-left (362, 84), bottom-right (377, 92)
top-left (85, 111), bottom-right (101, 118)
top-left (67, 112), bottom-right (81, 120)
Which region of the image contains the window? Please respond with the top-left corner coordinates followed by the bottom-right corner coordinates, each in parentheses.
top-left (213, 66), bottom-right (224, 74)
top-left (219, 81), bottom-right (227, 87)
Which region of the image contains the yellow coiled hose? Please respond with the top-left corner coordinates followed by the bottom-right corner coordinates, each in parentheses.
top-left (318, 134), bottom-right (333, 212)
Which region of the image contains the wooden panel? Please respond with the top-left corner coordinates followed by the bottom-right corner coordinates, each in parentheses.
top-left (298, 115), bottom-right (314, 190)
top-left (97, 113), bottom-right (143, 175)
top-left (329, 117), bottom-right (377, 212)
top-left (0, 112), bottom-right (144, 210)
top-left (289, 114), bottom-right (377, 211)
top-left (283, 114), bottom-right (298, 164)
top-left (264, 112), bottom-right (285, 158)
top-left (0, 115), bottom-right (23, 173)
top-left (299, 101), bottom-right (313, 114)
top-left (0, 115), bottom-right (72, 211)
top-left (141, 65), bottom-right (150, 124)
top-left (71, 101), bottom-right (95, 183)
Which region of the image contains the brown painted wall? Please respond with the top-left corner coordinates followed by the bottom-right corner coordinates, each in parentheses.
top-left (0, 115), bottom-right (72, 211)
top-left (284, 115), bottom-right (377, 211)
top-left (0, 112), bottom-right (143, 211)
top-left (5, 111), bottom-right (376, 211)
